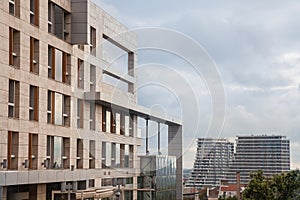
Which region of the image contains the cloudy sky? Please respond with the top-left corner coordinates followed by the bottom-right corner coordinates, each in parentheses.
top-left (94, 0), bottom-right (300, 169)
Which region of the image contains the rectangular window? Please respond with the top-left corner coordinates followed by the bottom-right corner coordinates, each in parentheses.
top-left (77, 59), bottom-right (84, 89)
top-left (111, 110), bottom-right (116, 134)
top-left (89, 179), bottom-right (95, 188)
top-left (9, 27), bottom-right (20, 68)
top-left (48, 3), bottom-right (70, 42)
top-left (90, 65), bottom-right (96, 92)
top-left (7, 131), bottom-right (19, 170)
top-left (77, 139), bottom-right (83, 169)
top-left (124, 145), bottom-right (129, 168)
top-left (120, 144), bottom-right (125, 168)
top-left (116, 143), bottom-right (120, 168)
top-left (29, 85), bottom-right (39, 121)
top-left (8, 79), bottom-right (19, 118)
top-left (77, 99), bottom-right (84, 128)
top-left (102, 106), bottom-right (106, 132)
top-left (90, 26), bottom-right (96, 56)
top-left (102, 142), bottom-right (111, 168)
top-left (89, 102), bottom-right (95, 130)
top-left (129, 145), bottom-right (134, 168)
top-left (48, 46), bottom-right (70, 84)
top-left (30, 37), bottom-right (39, 74)
top-left (47, 136), bottom-right (68, 169)
top-left (129, 114), bottom-right (134, 136)
top-left (62, 137), bottom-right (70, 169)
top-left (9, 0), bottom-right (20, 17)
top-left (28, 133), bottom-right (38, 169)
top-left (47, 90), bottom-right (70, 126)
top-left (111, 143), bottom-right (116, 168)
top-left (89, 140), bottom-right (95, 169)
top-left (120, 112), bottom-right (125, 135)
top-left (30, 0), bottom-right (39, 26)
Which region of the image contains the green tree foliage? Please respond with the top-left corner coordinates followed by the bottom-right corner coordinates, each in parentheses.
top-left (242, 170), bottom-right (300, 200)
top-left (218, 195), bottom-right (238, 200)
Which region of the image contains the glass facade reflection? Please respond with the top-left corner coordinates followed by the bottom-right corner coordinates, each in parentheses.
top-left (138, 155), bottom-right (176, 200)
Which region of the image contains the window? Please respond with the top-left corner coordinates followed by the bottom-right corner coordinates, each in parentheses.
top-left (116, 143), bottom-right (121, 168)
top-left (29, 85), bottom-right (39, 121)
top-left (7, 131), bottom-right (19, 170)
top-left (102, 142), bottom-right (111, 168)
top-left (30, 37), bottom-right (39, 74)
top-left (62, 137), bottom-right (70, 169)
top-left (90, 26), bottom-right (96, 56)
top-left (48, 46), bottom-right (71, 84)
top-left (111, 110), bottom-right (116, 134)
top-left (47, 90), bottom-right (70, 126)
top-left (125, 113), bottom-right (134, 136)
top-left (120, 144), bottom-right (125, 168)
top-left (30, 0), bottom-right (39, 26)
top-left (77, 99), bottom-right (84, 128)
top-left (48, 3), bottom-right (70, 42)
top-left (8, 79), bottom-right (19, 118)
top-left (89, 179), bottom-right (95, 188)
top-left (28, 133), bottom-right (38, 169)
top-left (77, 139), bottom-right (83, 169)
top-left (124, 145), bottom-right (129, 168)
top-left (89, 102), bottom-right (95, 130)
top-left (89, 140), bottom-right (95, 169)
top-left (90, 65), bottom-right (96, 92)
top-left (9, 27), bottom-right (20, 68)
top-left (77, 59), bottom-right (84, 89)
top-left (102, 106), bottom-right (112, 133)
top-left (9, 0), bottom-right (20, 17)
top-left (46, 136), bottom-right (70, 170)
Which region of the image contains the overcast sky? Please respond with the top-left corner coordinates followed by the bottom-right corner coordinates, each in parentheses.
top-left (94, 0), bottom-right (300, 169)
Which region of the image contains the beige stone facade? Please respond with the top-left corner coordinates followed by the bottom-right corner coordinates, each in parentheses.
top-left (0, 0), bottom-right (182, 199)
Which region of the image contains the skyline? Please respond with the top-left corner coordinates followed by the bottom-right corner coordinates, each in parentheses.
top-left (94, 0), bottom-right (300, 169)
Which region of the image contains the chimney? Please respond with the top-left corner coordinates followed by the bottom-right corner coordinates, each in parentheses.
top-left (236, 171), bottom-right (240, 200)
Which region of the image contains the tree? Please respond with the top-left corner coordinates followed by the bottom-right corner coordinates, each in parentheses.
top-left (218, 195), bottom-right (238, 200)
top-left (242, 170), bottom-right (273, 200)
top-left (242, 170), bottom-right (300, 200)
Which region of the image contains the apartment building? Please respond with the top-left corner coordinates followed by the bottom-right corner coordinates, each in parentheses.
top-left (0, 0), bottom-right (182, 199)
top-left (227, 135), bottom-right (290, 184)
top-left (186, 138), bottom-right (234, 188)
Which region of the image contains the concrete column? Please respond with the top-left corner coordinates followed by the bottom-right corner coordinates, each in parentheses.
top-left (168, 124), bottom-right (182, 200)
top-left (146, 119), bottom-right (149, 155)
top-left (158, 122), bottom-right (161, 155)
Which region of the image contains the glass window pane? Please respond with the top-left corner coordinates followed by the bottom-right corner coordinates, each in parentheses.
top-left (53, 136), bottom-right (62, 168)
top-left (106, 142), bottom-right (111, 167)
top-left (55, 49), bottom-right (62, 82)
top-left (116, 143), bottom-right (120, 168)
top-left (125, 115), bottom-right (129, 136)
top-left (106, 110), bottom-right (111, 132)
top-left (54, 93), bottom-right (63, 125)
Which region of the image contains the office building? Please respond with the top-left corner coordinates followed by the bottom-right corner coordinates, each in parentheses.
top-left (0, 0), bottom-right (182, 199)
top-left (186, 138), bottom-right (234, 188)
top-left (227, 135), bottom-right (290, 184)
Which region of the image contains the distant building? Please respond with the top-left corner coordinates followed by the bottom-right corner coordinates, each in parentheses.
top-left (227, 135), bottom-right (290, 184)
top-left (186, 138), bottom-right (234, 188)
